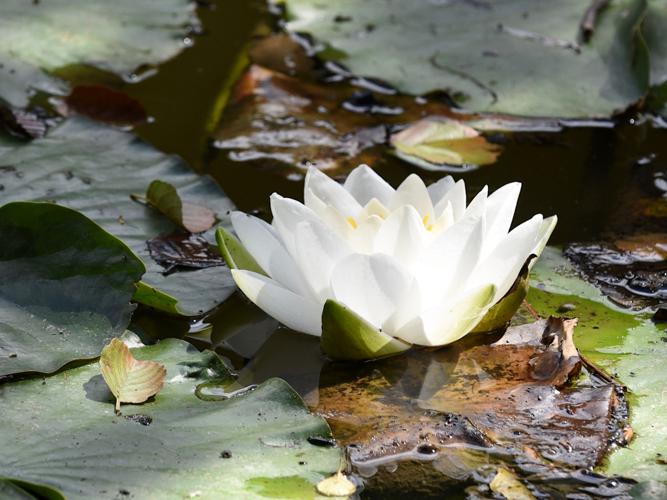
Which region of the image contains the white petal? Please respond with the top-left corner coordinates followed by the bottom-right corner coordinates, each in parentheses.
top-left (390, 174), bottom-right (434, 220)
top-left (294, 220), bottom-right (351, 301)
top-left (468, 214), bottom-right (543, 301)
top-left (330, 253), bottom-right (413, 329)
top-left (270, 194), bottom-right (320, 256)
top-left (427, 175), bottom-right (455, 206)
top-left (529, 215), bottom-right (558, 268)
top-left (232, 269), bottom-right (322, 336)
top-left (418, 213), bottom-right (485, 308)
top-left (433, 179), bottom-right (466, 220)
top-left (464, 185), bottom-right (488, 220)
top-left (374, 205), bottom-right (426, 271)
top-left (359, 198), bottom-right (390, 219)
top-left (396, 283), bottom-right (496, 346)
top-left (429, 201), bottom-right (454, 234)
top-left (348, 214), bottom-right (383, 254)
top-left (483, 182), bottom-right (521, 257)
top-left (343, 164), bottom-right (394, 206)
top-left (231, 211), bottom-right (309, 296)
top-left (304, 166), bottom-right (361, 217)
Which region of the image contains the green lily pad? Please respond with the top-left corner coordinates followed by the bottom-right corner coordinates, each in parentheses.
top-left (283, 0), bottom-right (658, 118)
top-left (320, 299), bottom-right (411, 361)
top-left (0, 202), bottom-right (145, 377)
top-left (527, 247), bottom-right (667, 482)
top-left (0, 0), bottom-right (197, 107)
top-left (0, 338), bottom-right (342, 499)
top-left (0, 118), bottom-right (236, 316)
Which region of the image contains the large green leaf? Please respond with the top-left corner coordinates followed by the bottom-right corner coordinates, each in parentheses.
top-left (0, 0), bottom-right (197, 107)
top-left (0, 202), bottom-right (145, 377)
top-left (0, 338), bottom-right (342, 499)
top-left (0, 118), bottom-right (236, 316)
top-left (283, 0), bottom-right (654, 118)
top-left (528, 247), bottom-right (667, 482)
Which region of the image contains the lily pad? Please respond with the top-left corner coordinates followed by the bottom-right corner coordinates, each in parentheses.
top-left (283, 0), bottom-right (656, 118)
top-left (0, 118), bottom-right (236, 316)
top-left (0, 202), bottom-right (144, 377)
top-left (0, 338), bottom-right (342, 499)
top-left (0, 0), bottom-right (197, 107)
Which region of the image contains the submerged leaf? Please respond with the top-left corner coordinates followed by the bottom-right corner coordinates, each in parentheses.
top-left (99, 339), bottom-right (166, 412)
top-left (63, 85), bottom-right (147, 125)
top-left (145, 180), bottom-right (217, 233)
top-left (490, 468), bottom-right (535, 500)
top-left (390, 118), bottom-right (501, 169)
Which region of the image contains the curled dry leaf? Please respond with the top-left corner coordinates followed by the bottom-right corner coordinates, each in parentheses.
top-left (99, 338), bottom-right (166, 412)
top-left (390, 118), bottom-right (501, 169)
top-left (316, 472), bottom-right (356, 497)
top-left (145, 180), bottom-right (217, 233)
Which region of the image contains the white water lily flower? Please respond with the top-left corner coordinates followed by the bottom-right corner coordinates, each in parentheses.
top-left (219, 164), bottom-right (556, 360)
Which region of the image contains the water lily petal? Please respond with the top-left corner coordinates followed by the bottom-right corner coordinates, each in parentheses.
top-left (390, 174), bottom-right (434, 220)
top-left (270, 193), bottom-right (320, 255)
top-left (374, 205), bottom-right (426, 271)
top-left (529, 215), bottom-right (558, 267)
top-left (418, 213), bottom-right (485, 308)
top-left (396, 283), bottom-right (496, 346)
top-left (343, 164), bottom-right (394, 206)
top-left (330, 253), bottom-right (413, 329)
top-left (483, 182), bottom-right (521, 257)
top-left (427, 175), bottom-right (455, 206)
top-left (464, 185), bottom-right (488, 220)
top-left (294, 219), bottom-right (351, 301)
top-left (468, 214), bottom-right (543, 301)
top-left (348, 214), bottom-right (383, 254)
top-left (231, 269), bottom-right (322, 336)
top-left (433, 179), bottom-right (466, 220)
top-left (231, 211), bottom-right (309, 296)
top-left (305, 166), bottom-right (362, 217)
top-left (429, 201), bottom-right (454, 234)
top-left (359, 198), bottom-right (390, 220)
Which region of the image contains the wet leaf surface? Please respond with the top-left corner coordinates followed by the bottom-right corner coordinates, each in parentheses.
top-left (0, 118), bottom-right (235, 316)
top-left (147, 232), bottom-right (226, 272)
top-left (565, 241), bottom-right (667, 309)
top-left (0, 202), bottom-right (144, 377)
top-left (0, 338), bottom-right (342, 499)
top-left (0, 0), bottom-right (197, 108)
top-left (283, 0), bottom-right (667, 118)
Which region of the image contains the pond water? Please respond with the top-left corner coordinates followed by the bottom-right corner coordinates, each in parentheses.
top-left (85, 0), bottom-right (667, 497)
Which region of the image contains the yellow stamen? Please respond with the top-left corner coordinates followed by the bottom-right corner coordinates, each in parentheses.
top-left (423, 214), bottom-right (434, 231)
top-left (347, 216), bottom-right (358, 229)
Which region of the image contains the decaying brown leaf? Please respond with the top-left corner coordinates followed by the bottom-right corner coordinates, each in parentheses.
top-left (144, 180), bottom-right (217, 233)
top-left (99, 338), bottom-right (166, 412)
top-left (63, 85), bottom-right (147, 125)
top-left (312, 318), bottom-right (629, 497)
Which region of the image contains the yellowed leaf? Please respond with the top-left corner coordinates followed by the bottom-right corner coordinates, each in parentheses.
top-left (490, 468), bottom-right (535, 500)
top-left (99, 338), bottom-right (166, 412)
top-left (316, 472), bottom-right (356, 498)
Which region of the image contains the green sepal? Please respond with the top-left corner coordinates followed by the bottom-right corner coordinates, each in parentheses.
top-left (321, 299), bottom-right (411, 361)
top-left (472, 275), bottom-right (529, 333)
top-left (215, 226), bottom-right (266, 275)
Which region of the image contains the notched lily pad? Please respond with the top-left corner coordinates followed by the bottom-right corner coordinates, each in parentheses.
top-left (0, 202), bottom-right (145, 377)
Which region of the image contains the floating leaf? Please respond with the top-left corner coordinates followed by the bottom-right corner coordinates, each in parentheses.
top-left (0, 0), bottom-right (197, 107)
top-left (147, 233), bottom-right (226, 271)
top-left (0, 339), bottom-right (342, 498)
top-left (0, 202), bottom-right (144, 377)
top-left (490, 468), bottom-right (535, 500)
top-left (316, 472), bottom-right (356, 497)
top-left (145, 180), bottom-right (217, 233)
top-left (390, 118), bottom-right (501, 169)
top-left (282, 0), bottom-right (662, 118)
top-left (99, 338), bottom-right (166, 412)
top-left (0, 118), bottom-right (236, 316)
